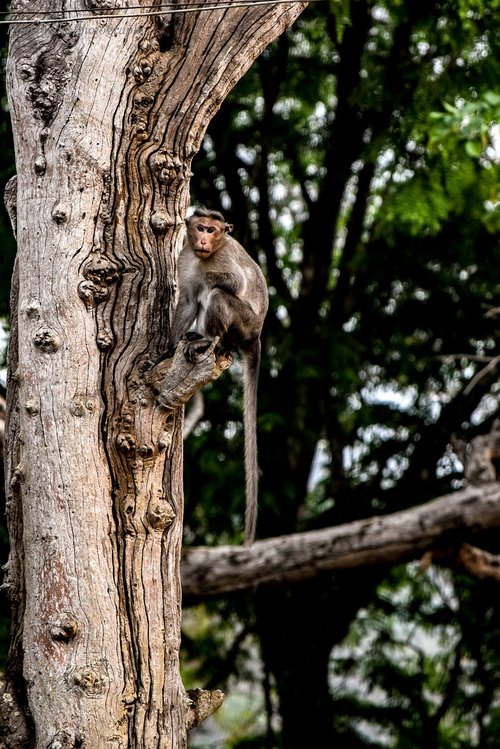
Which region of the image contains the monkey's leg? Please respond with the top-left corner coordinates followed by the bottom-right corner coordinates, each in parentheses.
top-left (203, 289), bottom-right (255, 354)
top-left (182, 292), bottom-right (232, 362)
top-left (161, 293), bottom-right (199, 359)
top-left (171, 293), bottom-right (198, 342)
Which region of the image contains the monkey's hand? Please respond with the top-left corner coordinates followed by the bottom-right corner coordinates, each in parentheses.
top-left (157, 333), bottom-right (205, 362)
top-left (184, 337), bottom-right (214, 363)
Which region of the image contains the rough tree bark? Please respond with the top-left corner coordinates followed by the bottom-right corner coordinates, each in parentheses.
top-left (1, 2), bottom-right (307, 748)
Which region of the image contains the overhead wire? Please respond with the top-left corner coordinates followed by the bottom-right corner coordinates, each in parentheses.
top-left (0, 0), bottom-right (322, 26)
top-left (4, 0), bottom-right (315, 14)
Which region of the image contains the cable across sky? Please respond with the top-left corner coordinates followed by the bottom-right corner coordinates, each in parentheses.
top-left (0, 0), bottom-right (323, 26)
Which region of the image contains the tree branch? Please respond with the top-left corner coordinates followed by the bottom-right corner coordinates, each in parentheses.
top-left (145, 338), bottom-right (232, 410)
top-left (457, 543), bottom-right (500, 582)
top-left (183, 391), bottom-right (205, 439)
top-left (181, 482), bottom-right (500, 600)
top-left (185, 688), bottom-right (225, 731)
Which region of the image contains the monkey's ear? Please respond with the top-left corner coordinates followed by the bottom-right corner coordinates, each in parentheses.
top-left (225, 223), bottom-right (234, 234)
top-left (185, 217), bottom-right (190, 228)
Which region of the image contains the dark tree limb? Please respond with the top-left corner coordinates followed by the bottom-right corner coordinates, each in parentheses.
top-left (181, 482), bottom-right (500, 600)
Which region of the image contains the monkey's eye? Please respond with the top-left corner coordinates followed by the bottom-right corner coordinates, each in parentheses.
top-left (206, 227), bottom-right (216, 234)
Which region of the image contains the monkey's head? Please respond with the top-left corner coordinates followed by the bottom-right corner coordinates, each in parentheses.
top-left (186, 209), bottom-right (233, 259)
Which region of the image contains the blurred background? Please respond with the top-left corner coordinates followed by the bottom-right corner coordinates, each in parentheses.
top-left (1, 1), bottom-right (500, 747)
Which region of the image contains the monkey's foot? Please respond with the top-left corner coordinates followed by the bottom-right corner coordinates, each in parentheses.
top-left (157, 333), bottom-right (204, 363)
top-left (184, 337), bottom-right (213, 363)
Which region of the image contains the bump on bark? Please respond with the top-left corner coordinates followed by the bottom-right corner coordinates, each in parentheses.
top-left (45, 730), bottom-right (84, 749)
top-left (147, 497), bottom-right (176, 531)
top-left (68, 661), bottom-right (110, 697)
top-left (78, 247), bottom-right (123, 310)
top-left (49, 612), bottom-right (79, 643)
top-left (32, 326), bottom-right (60, 354)
top-left (185, 688), bottom-right (225, 731)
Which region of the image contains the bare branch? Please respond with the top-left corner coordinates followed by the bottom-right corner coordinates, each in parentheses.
top-left (183, 391), bottom-right (205, 439)
top-left (181, 482), bottom-right (500, 599)
top-left (145, 338), bottom-right (232, 410)
top-left (185, 689), bottom-right (225, 730)
top-left (463, 354), bottom-right (500, 395)
top-left (458, 543), bottom-right (500, 582)
top-left (439, 353), bottom-right (493, 363)
top-left (451, 419), bottom-right (500, 483)
top-left (484, 305), bottom-right (500, 319)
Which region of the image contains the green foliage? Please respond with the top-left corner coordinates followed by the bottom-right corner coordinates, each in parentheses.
top-left (429, 93), bottom-right (500, 157)
top-left (330, 565), bottom-right (500, 748)
top-left (0, 0), bottom-right (499, 745)
top-left (184, 0), bottom-right (500, 746)
top-left (376, 152), bottom-right (496, 237)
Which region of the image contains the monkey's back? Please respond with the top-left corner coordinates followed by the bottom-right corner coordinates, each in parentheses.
top-left (209, 236), bottom-right (269, 320)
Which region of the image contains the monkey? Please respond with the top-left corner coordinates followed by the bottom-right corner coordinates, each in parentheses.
top-left (168, 208), bottom-right (269, 545)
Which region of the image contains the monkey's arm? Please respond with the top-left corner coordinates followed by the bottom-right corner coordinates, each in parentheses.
top-left (204, 271), bottom-right (243, 295)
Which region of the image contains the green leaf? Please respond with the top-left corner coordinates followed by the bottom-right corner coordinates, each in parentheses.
top-left (464, 139), bottom-right (483, 157)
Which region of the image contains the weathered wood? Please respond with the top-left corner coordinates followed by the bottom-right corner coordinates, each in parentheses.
top-left (451, 419), bottom-right (500, 483)
top-left (185, 688), bottom-right (225, 731)
top-left (145, 337), bottom-right (232, 411)
top-left (3, 1), bottom-right (308, 747)
top-left (181, 482), bottom-right (500, 599)
top-left (457, 543), bottom-right (500, 580)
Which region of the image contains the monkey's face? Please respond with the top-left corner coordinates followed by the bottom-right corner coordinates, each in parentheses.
top-left (187, 217), bottom-right (228, 258)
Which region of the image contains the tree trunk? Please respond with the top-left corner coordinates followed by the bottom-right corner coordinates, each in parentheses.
top-left (1, 2), bottom-right (307, 747)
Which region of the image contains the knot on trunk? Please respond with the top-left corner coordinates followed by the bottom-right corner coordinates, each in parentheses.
top-left (185, 688), bottom-right (225, 730)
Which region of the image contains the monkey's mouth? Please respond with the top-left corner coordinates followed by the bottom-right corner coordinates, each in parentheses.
top-left (194, 248), bottom-right (211, 257)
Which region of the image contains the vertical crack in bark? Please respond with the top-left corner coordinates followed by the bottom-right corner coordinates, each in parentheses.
top-left (96, 20), bottom-right (190, 746)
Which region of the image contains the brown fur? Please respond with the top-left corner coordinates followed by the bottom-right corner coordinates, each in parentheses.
top-left (170, 209), bottom-right (269, 544)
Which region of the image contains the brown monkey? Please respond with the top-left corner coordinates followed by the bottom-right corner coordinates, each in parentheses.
top-left (169, 208), bottom-right (269, 545)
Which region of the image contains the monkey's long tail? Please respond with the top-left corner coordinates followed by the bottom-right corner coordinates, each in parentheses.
top-left (243, 339), bottom-right (261, 546)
